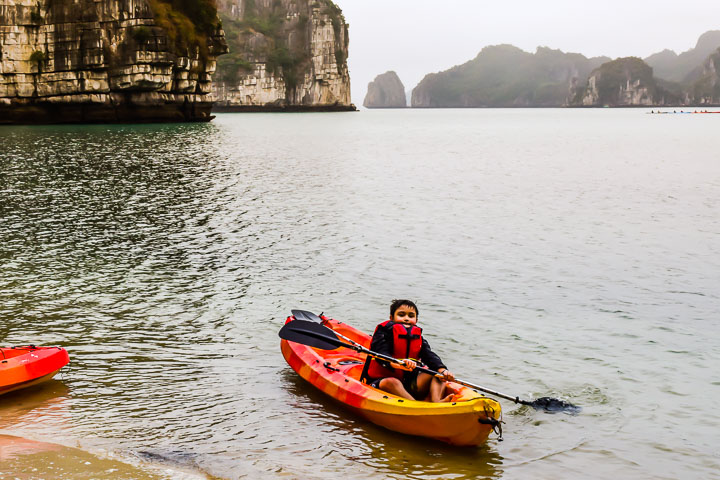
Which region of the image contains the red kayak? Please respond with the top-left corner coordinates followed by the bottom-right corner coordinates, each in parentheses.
top-left (0, 346), bottom-right (70, 395)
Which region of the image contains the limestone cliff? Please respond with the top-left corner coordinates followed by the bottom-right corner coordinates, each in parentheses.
top-left (363, 71), bottom-right (406, 108)
top-left (688, 48), bottom-right (720, 105)
top-left (571, 57), bottom-right (680, 106)
top-left (212, 0), bottom-right (353, 111)
top-left (0, 0), bottom-right (227, 124)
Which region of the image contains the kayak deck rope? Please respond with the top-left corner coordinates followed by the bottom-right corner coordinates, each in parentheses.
top-left (478, 405), bottom-right (503, 441)
top-left (323, 362), bottom-right (341, 372)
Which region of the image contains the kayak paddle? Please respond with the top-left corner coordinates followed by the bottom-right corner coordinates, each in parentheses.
top-left (282, 313), bottom-right (580, 414)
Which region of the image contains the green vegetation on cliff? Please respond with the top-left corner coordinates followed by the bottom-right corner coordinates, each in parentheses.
top-left (147, 0), bottom-right (221, 59)
top-left (321, 2), bottom-right (348, 72)
top-left (29, 50), bottom-right (46, 73)
top-left (216, 0), bottom-right (312, 90)
top-left (215, 0), bottom-right (349, 96)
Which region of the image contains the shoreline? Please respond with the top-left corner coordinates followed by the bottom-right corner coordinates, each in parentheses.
top-left (212, 103), bottom-right (358, 113)
top-left (0, 433), bottom-right (213, 479)
top-left (0, 101), bottom-right (216, 126)
top-left (402, 104), bottom-right (720, 109)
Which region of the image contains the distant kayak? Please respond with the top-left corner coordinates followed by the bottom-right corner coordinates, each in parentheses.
top-left (280, 315), bottom-right (502, 446)
top-left (0, 346), bottom-right (69, 395)
top-left (648, 110), bottom-right (720, 114)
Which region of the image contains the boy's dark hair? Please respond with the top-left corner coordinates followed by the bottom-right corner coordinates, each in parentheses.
top-left (390, 299), bottom-right (419, 317)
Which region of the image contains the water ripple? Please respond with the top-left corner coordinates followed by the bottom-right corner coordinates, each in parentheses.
top-left (1, 110), bottom-right (719, 479)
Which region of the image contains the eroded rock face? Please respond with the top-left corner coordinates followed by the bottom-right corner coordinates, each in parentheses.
top-left (363, 71), bottom-right (406, 108)
top-left (689, 48), bottom-right (720, 105)
top-left (572, 57), bottom-right (680, 106)
top-left (212, 0), bottom-right (353, 111)
top-left (0, 0), bottom-right (227, 124)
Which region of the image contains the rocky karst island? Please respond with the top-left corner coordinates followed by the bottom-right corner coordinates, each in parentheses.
top-left (0, 0), bottom-right (227, 123)
top-left (213, 0), bottom-right (354, 111)
top-left (0, 0), bottom-right (353, 123)
top-left (409, 31), bottom-right (720, 108)
top-left (363, 71), bottom-right (406, 108)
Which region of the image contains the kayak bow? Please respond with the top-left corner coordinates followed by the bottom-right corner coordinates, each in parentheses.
top-left (0, 346), bottom-right (70, 396)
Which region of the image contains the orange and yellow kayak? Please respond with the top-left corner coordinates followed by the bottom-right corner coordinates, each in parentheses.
top-left (0, 346), bottom-right (69, 396)
top-left (280, 316), bottom-right (502, 446)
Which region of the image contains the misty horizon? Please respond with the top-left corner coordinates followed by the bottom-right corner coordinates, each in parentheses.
top-left (333, 0), bottom-right (720, 105)
top-left (379, 33), bottom-right (718, 97)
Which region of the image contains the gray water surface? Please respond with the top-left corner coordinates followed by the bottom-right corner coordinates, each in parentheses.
top-left (1, 109), bottom-right (719, 479)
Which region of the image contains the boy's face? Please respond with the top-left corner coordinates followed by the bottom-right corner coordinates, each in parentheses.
top-left (391, 304), bottom-right (418, 326)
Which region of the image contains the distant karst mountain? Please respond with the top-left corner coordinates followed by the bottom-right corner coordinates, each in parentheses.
top-left (412, 31), bottom-right (720, 108)
top-left (364, 71), bottom-right (407, 108)
top-left (411, 45), bottom-right (609, 107)
top-left (645, 31), bottom-right (720, 83)
top-left (572, 35), bottom-right (720, 107)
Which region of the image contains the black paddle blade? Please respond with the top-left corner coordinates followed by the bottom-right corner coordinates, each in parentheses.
top-left (279, 320), bottom-right (349, 351)
top-left (529, 397), bottom-right (581, 414)
top-left (291, 309), bottom-right (322, 323)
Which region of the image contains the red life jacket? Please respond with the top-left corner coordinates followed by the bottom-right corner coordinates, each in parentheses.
top-left (365, 321), bottom-right (423, 380)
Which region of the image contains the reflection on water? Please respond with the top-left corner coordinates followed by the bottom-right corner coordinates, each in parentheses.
top-left (1, 110), bottom-right (719, 479)
top-left (0, 380), bottom-right (70, 427)
top-left (0, 382), bottom-right (204, 479)
top-left (281, 372), bottom-right (504, 480)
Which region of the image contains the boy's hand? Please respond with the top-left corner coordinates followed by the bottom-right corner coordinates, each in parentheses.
top-left (391, 359), bottom-right (416, 371)
top-left (439, 369), bottom-right (455, 381)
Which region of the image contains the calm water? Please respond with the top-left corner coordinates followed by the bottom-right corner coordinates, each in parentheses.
top-left (1, 109), bottom-right (719, 479)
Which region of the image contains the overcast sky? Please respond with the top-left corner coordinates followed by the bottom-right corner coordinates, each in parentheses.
top-left (333, 0), bottom-right (720, 105)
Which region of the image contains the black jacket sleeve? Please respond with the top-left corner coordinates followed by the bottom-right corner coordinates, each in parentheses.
top-left (419, 338), bottom-right (447, 372)
top-left (369, 323), bottom-right (393, 369)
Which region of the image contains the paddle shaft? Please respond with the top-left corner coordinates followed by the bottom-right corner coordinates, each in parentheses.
top-left (289, 311), bottom-right (537, 407)
top-left (338, 336), bottom-right (532, 406)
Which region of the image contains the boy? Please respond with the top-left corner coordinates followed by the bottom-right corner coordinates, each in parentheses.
top-left (360, 299), bottom-right (455, 402)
